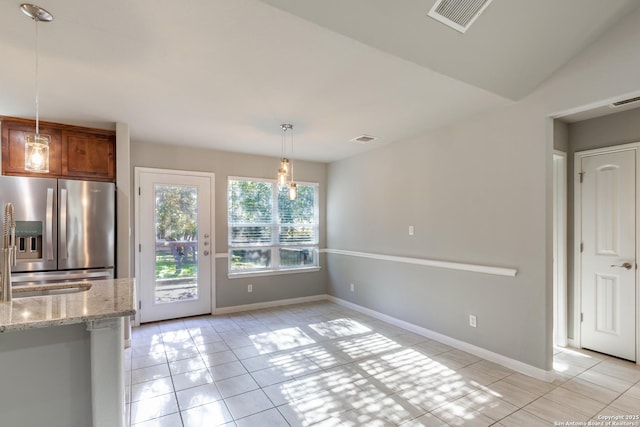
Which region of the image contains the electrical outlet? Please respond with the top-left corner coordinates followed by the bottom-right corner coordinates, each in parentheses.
top-left (469, 314), bottom-right (477, 328)
top-left (350, 283), bottom-right (355, 292)
top-left (408, 225), bottom-right (415, 236)
top-left (248, 284), bottom-right (253, 293)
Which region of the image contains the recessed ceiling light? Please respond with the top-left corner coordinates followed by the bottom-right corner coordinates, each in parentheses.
top-left (350, 135), bottom-right (377, 144)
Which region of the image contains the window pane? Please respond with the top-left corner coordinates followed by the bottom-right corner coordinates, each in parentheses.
top-left (228, 177), bottom-right (319, 274)
top-left (230, 226), bottom-right (272, 245)
top-left (279, 248), bottom-right (315, 268)
top-left (154, 184), bottom-right (198, 303)
top-left (228, 180), bottom-right (273, 223)
top-left (230, 249), bottom-right (272, 270)
top-left (279, 184), bottom-right (316, 224)
top-left (279, 225), bottom-right (316, 245)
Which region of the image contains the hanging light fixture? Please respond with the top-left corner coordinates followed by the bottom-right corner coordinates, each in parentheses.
top-left (21, 3), bottom-right (53, 173)
top-left (276, 124), bottom-right (297, 200)
top-left (277, 124), bottom-right (292, 187)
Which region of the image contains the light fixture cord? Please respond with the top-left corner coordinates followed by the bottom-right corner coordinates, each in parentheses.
top-left (290, 127), bottom-right (294, 182)
top-left (281, 126), bottom-right (285, 159)
top-left (35, 15), bottom-right (40, 135)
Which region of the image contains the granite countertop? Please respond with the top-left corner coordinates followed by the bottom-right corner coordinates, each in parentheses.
top-left (0, 278), bottom-right (136, 333)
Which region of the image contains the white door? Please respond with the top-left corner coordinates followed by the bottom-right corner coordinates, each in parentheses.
top-left (137, 169), bottom-right (214, 323)
top-left (580, 149), bottom-right (636, 361)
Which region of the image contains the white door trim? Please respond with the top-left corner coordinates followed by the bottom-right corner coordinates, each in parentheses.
top-left (573, 142), bottom-right (640, 364)
top-left (134, 167), bottom-right (216, 324)
top-left (553, 150), bottom-right (568, 347)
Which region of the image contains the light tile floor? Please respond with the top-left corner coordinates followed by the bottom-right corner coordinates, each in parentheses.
top-left (125, 301), bottom-right (640, 426)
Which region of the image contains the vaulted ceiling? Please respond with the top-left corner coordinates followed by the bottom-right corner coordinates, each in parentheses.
top-left (1, 0), bottom-right (638, 162)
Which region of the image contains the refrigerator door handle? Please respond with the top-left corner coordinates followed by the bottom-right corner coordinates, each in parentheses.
top-left (11, 270), bottom-right (114, 284)
top-left (60, 188), bottom-right (68, 260)
top-left (46, 187), bottom-right (54, 261)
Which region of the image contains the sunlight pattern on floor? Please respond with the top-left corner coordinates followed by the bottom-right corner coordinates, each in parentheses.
top-left (125, 301), bottom-right (640, 426)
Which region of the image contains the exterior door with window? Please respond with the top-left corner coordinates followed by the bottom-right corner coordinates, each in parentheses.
top-left (136, 169), bottom-right (214, 323)
top-left (579, 149), bottom-right (636, 361)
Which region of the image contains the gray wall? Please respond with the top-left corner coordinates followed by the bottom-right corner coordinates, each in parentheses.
top-left (554, 120), bottom-right (569, 152)
top-left (130, 141), bottom-right (328, 309)
top-left (565, 107), bottom-right (640, 337)
top-left (327, 103), bottom-right (550, 370)
top-left (327, 4), bottom-right (640, 372)
top-left (0, 324), bottom-right (92, 427)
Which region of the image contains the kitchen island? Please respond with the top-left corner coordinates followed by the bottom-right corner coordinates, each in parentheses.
top-left (0, 278), bottom-right (135, 427)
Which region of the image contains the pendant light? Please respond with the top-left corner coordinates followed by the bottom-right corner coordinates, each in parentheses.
top-left (277, 124), bottom-right (292, 187)
top-left (21, 3), bottom-right (53, 173)
top-left (276, 124), bottom-right (298, 200)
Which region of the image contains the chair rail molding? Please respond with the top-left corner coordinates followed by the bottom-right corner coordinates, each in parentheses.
top-left (322, 249), bottom-right (517, 277)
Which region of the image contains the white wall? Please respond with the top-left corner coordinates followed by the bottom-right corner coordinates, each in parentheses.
top-left (326, 6), bottom-right (640, 372)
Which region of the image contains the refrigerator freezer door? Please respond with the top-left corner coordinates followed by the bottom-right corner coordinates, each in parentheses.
top-left (58, 179), bottom-right (115, 270)
top-left (0, 176), bottom-right (57, 272)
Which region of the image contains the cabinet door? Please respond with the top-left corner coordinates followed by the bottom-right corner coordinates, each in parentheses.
top-left (61, 131), bottom-right (115, 181)
top-left (1, 121), bottom-right (62, 176)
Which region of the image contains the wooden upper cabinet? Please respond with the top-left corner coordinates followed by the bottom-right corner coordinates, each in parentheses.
top-left (62, 130), bottom-right (115, 181)
top-left (1, 116), bottom-right (115, 182)
top-left (1, 120), bottom-right (62, 177)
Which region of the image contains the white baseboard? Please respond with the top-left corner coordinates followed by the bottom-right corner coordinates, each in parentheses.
top-left (327, 296), bottom-right (556, 383)
top-left (214, 294), bottom-right (328, 315)
top-left (179, 293), bottom-right (555, 382)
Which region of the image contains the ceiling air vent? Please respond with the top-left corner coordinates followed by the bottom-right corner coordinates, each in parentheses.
top-left (350, 135), bottom-right (377, 144)
top-left (611, 96), bottom-right (640, 108)
top-left (427, 0), bottom-right (494, 33)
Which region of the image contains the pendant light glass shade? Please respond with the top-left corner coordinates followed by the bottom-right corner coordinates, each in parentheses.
top-left (280, 158), bottom-right (289, 174)
top-left (288, 182), bottom-right (298, 200)
top-left (25, 134), bottom-right (50, 172)
top-left (277, 167), bottom-right (288, 186)
top-left (21, 3), bottom-right (53, 173)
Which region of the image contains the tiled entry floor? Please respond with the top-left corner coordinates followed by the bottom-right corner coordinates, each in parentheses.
top-left (125, 301), bottom-right (640, 426)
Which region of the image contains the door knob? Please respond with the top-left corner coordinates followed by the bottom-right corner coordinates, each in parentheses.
top-left (203, 250), bottom-right (209, 256)
top-left (610, 262), bottom-right (633, 270)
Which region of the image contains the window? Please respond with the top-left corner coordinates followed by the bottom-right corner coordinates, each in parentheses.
top-left (228, 177), bottom-right (319, 274)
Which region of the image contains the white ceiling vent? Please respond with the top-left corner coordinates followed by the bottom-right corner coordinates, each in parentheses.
top-left (427, 0), bottom-right (494, 33)
top-left (350, 135), bottom-right (377, 144)
top-left (610, 96), bottom-right (640, 108)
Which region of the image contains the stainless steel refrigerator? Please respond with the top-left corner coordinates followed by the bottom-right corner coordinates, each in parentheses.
top-left (0, 176), bottom-right (115, 284)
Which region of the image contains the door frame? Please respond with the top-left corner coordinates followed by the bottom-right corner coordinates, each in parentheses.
top-left (134, 167), bottom-right (216, 324)
top-left (553, 151), bottom-right (568, 347)
top-left (573, 142), bottom-right (640, 364)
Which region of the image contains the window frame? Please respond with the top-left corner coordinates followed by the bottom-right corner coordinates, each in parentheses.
top-left (227, 176), bottom-right (320, 277)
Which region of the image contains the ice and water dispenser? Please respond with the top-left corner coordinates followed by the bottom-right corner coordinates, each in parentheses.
top-left (15, 221), bottom-right (43, 260)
